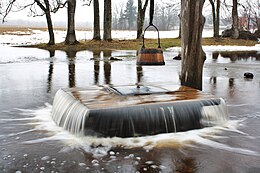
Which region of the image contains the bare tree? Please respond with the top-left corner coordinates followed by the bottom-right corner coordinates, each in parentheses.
top-left (180, 0), bottom-right (206, 90)
top-left (93, 0), bottom-right (101, 40)
top-left (231, 0), bottom-right (239, 38)
top-left (112, 2), bottom-right (123, 30)
top-left (1, 0), bottom-right (65, 45)
top-left (136, 0), bottom-right (149, 39)
top-left (240, 0), bottom-right (260, 31)
top-left (65, 0), bottom-right (79, 45)
top-left (163, 0), bottom-right (181, 35)
top-left (209, 0), bottom-right (221, 37)
top-left (103, 0), bottom-right (112, 41)
top-left (153, 2), bottom-right (179, 31)
top-left (36, 0), bottom-right (55, 45)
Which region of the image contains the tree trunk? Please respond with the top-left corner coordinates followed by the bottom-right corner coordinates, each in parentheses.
top-left (93, 0), bottom-right (101, 40)
top-left (232, 0), bottom-right (239, 38)
top-left (136, 0), bottom-right (149, 39)
top-left (44, 0), bottom-right (55, 45)
top-left (65, 0), bottom-right (79, 45)
top-left (45, 13), bottom-right (55, 45)
top-left (35, 0), bottom-right (55, 45)
top-left (180, 0), bottom-right (206, 90)
top-left (247, 13), bottom-right (250, 30)
top-left (103, 0), bottom-right (112, 41)
top-left (209, 0), bottom-right (220, 37)
top-left (257, 16), bottom-right (260, 31)
top-left (216, 0), bottom-right (220, 37)
top-left (209, 0), bottom-right (216, 37)
top-left (178, 14), bottom-right (181, 38)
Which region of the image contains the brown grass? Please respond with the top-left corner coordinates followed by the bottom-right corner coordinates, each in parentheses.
top-left (25, 37), bottom-right (258, 52)
top-left (0, 26), bottom-right (89, 35)
top-left (202, 37), bottom-right (258, 46)
top-left (2, 26), bottom-right (257, 51)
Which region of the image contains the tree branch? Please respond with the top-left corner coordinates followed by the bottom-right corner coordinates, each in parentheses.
top-left (35, 0), bottom-right (47, 11)
top-left (52, 1), bottom-right (67, 13)
top-left (82, 0), bottom-right (92, 6)
top-left (2, 0), bottom-right (17, 22)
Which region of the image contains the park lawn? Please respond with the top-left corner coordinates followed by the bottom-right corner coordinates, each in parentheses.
top-left (1, 26), bottom-right (258, 51)
top-left (25, 37), bottom-right (258, 51)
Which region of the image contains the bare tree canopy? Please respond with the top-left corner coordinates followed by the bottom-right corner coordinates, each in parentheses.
top-left (1, 0), bottom-right (67, 45)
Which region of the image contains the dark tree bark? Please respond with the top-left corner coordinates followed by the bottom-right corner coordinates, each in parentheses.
top-left (178, 13), bottom-right (181, 38)
top-left (180, 0), bottom-right (206, 90)
top-left (35, 0), bottom-right (55, 45)
top-left (103, 0), bottom-right (112, 41)
top-left (231, 0), bottom-right (239, 38)
top-left (136, 0), bottom-right (149, 39)
top-left (93, 0), bottom-right (101, 40)
top-left (216, 0), bottom-right (220, 37)
top-left (209, 0), bottom-right (220, 37)
top-left (257, 16), bottom-right (260, 31)
top-left (65, 0), bottom-right (79, 45)
top-left (44, 0), bottom-right (55, 45)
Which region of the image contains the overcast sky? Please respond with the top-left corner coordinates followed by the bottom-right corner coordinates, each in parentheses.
top-left (1, 0), bottom-right (248, 27)
top-left (3, 0), bottom-right (128, 23)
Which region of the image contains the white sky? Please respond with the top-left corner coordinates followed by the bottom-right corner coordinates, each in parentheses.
top-left (3, 0), bottom-right (128, 23)
top-left (2, 0), bottom-right (248, 27)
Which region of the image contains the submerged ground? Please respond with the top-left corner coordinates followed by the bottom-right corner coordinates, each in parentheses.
top-left (0, 29), bottom-right (260, 173)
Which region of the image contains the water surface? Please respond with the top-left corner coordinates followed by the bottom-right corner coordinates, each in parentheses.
top-left (0, 44), bottom-right (260, 172)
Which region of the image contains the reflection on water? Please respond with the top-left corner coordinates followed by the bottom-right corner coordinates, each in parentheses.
top-left (66, 50), bottom-right (77, 88)
top-left (209, 77), bottom-right (236, 98)
top-left (47, 50), bottom-right (55, 93)
top-left (212, 51), bottom-right (260, 63)
top-left (44, 49), bottom-right (260, 94)
top-left (46, 49), bottom-right (147, 90)
top-left (93, 50), bottom-right (101, 85)
top-left (47, 62), bottom-right (54, 93)
top-left (103, 50), bottom-right (112, 85)
top-left (137, 66), bottom-right (143, 84)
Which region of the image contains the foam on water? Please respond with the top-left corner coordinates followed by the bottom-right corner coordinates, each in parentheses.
top-left (10, 103), bottom-right (259, 157)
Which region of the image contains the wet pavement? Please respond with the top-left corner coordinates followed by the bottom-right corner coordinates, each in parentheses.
top-left (0, 44), bottom-right (260, 173)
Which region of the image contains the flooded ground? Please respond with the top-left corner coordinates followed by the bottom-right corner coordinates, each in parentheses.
top-left (0, 31), bottom-right (260, 173)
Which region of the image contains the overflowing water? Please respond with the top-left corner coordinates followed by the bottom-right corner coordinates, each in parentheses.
top-left (51, 89), bottom-right (89, 135)
top-left (50, 85), bottom-right (229, 138)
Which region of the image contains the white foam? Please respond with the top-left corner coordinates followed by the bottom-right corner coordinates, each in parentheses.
top-left (14, 103), bottom-right (259, 157)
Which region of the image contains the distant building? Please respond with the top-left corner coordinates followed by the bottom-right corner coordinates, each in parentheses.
top-left (239, 16), bottom-right (259, 32)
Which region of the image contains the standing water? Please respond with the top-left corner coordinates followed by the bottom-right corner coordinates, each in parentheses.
top-left (0, 31), bottom-right (260, 172)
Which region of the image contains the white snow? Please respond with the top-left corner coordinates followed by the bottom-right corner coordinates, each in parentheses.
top-left (0, 28), bottom-right (222, 46)
top-left (167, 45), bottom-right (260, 53)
